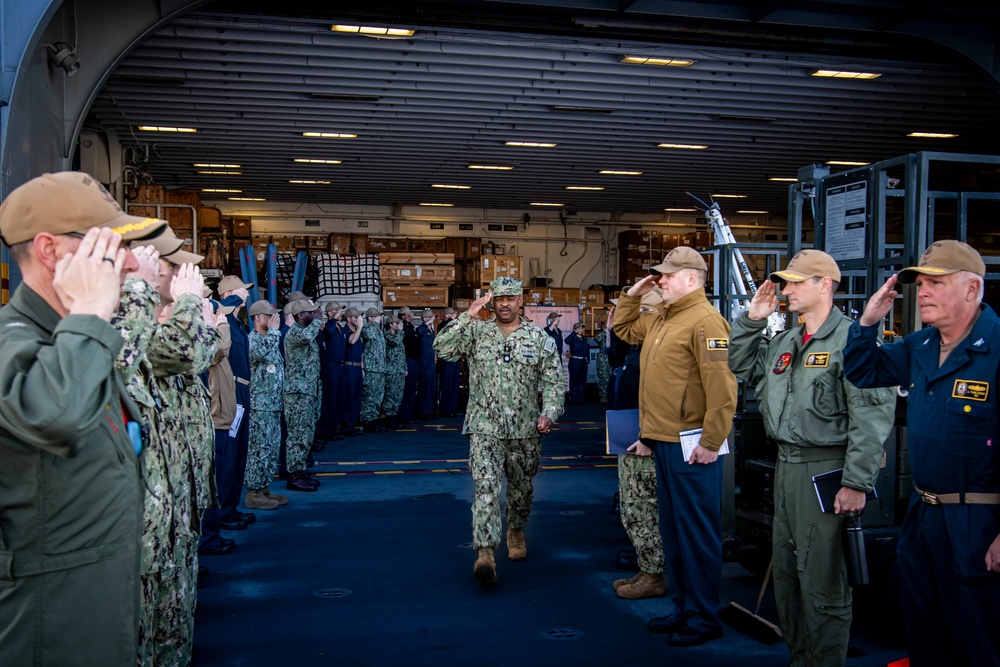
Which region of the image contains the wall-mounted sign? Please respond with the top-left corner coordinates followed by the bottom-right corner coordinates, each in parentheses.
top-left (429, 223), bottom-right (445, 230)
top-left (503, 224), bottom-right (518, 232)
top-left (459, 224), bottom-right (474, 231)
top-left (357, 221), bottom-right (368, 228)
top-left (487, 224), bottom-right (502, 231)
top-left (304, 219), bottom-right (320, 227)
top-left (629, 225), bottom-right (642, 229)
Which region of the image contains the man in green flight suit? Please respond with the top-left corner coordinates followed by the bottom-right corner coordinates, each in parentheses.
top-left (727, 250), bottom-right (896, 667)
top-left (434, 277), bottom-right (564, 585)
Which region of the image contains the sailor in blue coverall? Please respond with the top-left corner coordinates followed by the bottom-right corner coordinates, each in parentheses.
top-left (843, 240), bottom-right (1000, 667)
top-left (564, 322), bottom-right (591, 404)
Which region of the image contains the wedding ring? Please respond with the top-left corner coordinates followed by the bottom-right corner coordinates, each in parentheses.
top-left (102, 256), bottom-right (115, 264)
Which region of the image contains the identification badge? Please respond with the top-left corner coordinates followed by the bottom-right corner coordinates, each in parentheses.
top-left (706, 338), bottom-right (729, 350)
top-left (804, 352), bottom-right (830, 368)
top-left (952, 379), bottom-right (989, 401)
top-left (773, 352), bottom-right (792, 374)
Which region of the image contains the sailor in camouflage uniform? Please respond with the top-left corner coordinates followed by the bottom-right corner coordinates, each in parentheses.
top-left (382, 314), bottom-right (407, 428)
top-left (593, 325), bottom-right (611, 403)
top-left (434, 277), bottom-right (564, 584)
top-left (360, 306), bottom-right (388, 432)
top-left (245, 300), bottom-right (286, 510)
top-left (283, 299), bottom-right (324, 491)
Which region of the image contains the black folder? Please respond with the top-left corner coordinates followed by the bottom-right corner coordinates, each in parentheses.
top-left (812, 468), bottom-right (878, 513)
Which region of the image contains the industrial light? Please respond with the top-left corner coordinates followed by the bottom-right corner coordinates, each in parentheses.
top-left (504, 141), bottom-right (557, 148)
top-left (566, 186), bottom-right (604, 191)
top-left (139, 126), bottom-right (197, 133)
top-left (302, 132), bottom-right (357, 139)
top-left (418, 203), bottom-right (454, 207)
top-left (619, 56), bottom-right (696, 67)
top-left (711, 194), bottom-right (748, 199)
top-left (289, 180), bottom-right (331, 184)
top-left (810, 70), bottom-right (881, 80)
top-left (907, 132), bottom-right (959, 139)
top-left (657, 143), bottom-right (708, 150)
top-left (530, 202), bottom-right (565, 207)
top-left (229, 197), bottom-right (266, 201)
top-left (432, 184), bottom-right (471, 189)
top-left (600, 170), bottom-right (642, 176)
top-left (197, 171), bottom-right (242, 175)
top-left (737, 210), bottom-right (769, 214)
top-left (826, 160), bottom-right (870, 166)
top-left (550, 105), bottom-right (614, 114)
top-left (664, 208), bottom-right (698, 212)
top-left (193, 163), bottom-right (240, 168)
top-left (331, 25), bottom-right (415, 37)
top-left (202, 188), bottom-right (241, 193)
top-left (294, 158), bottom-right (343, 164)
top-left (769, 177), bottom-right (798, 182)
top-left (468, 165), bottom-right (514, 170)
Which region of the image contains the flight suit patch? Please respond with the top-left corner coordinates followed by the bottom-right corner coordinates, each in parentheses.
top-left (773, 352), bottom-right (792, 374)
top-left (804, 352), bottom-right (830, 368)
top-left (952, 379), bottom-right (988, 401)
top-left (706, 338), bottom-right (729, 350)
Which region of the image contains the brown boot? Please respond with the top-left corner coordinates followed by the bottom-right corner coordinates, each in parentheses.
top-left (613, 571), bottom-right (642, 592)
top-left (506, 527), bottom-right (527, 561)
top-left (264, 488), bottom-right (289, 506)
top-left (473, 547), bottom-right (496, 584)
top-left (244, 489), bottom-right (279, 510)
top-left (616, 571), bottom-right (665, 599)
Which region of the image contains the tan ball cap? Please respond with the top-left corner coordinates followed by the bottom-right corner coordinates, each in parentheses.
top-left (218, 275), bottom-right (254, 293)
top-left (897, 240), bottom-right (985, 284)
top-left (287, 299), bottom-right (318, 316)
top-left (650, 246), bottom-right (708, 275)
top-left (248, 301), bottom-right (278, 317)
top-left (148, 227), bottom-right (204, 265)
top-left (770, 249), bottom-right (841, 284)
top-left (0, 171), bottom-right (167, 245)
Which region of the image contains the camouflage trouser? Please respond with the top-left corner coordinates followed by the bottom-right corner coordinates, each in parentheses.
top-left (285, 392), bottom-right (319, 473)
top-left (138, 558), bottom-right (194, 667)
top-left (360, 371), bottom-right (386, 422)
top-left (245, 408), bottom-right (281, 489)
top-left (596, 356), bottom-right (611, 400)
top-left (382, 372), bottom-right (405, 417)
top-left (618, 453), bottom-right (665, 574)
top-left (469, 433), bottom-right (541, 549)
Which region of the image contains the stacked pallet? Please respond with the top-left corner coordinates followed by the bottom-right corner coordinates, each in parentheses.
top-left (379, 252), bottom-right (455, 308)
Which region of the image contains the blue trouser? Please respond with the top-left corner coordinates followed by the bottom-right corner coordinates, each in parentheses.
top-left (607, 368), bottom-right (618, 408)
top-left (568, 358), bottom-right (588, 403)
top-left (339, 366), bottom-right (363, 430)
top-left (199, 428), bottom-right (235, 547)
top-left (417, 360), bottom-right (437, 417)
top-left (439, 360), bottom-right (461, 415)
top-left (399, 357), bottom-right (418, 421)
top-left (898, 494), bottom-right (1000, 667)
top-left (651, 440), bottom-right (723, 634)
top-left (220, 384), bottom-right (251, 520)
top-left (316, 363), bottom-right (342, 439)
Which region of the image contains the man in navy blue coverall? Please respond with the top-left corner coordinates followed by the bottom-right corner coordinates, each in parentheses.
top-left (843, 240), bottom-right (1000, 667)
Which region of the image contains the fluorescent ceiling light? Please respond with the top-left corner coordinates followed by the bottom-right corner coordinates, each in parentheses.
top-left (138, 126), bottom-right (197, 133)
top-left (657, 143), bottom-right (708, 150)
top-left (331, 25), bottom-right (414, 37)
top-left (193, 163), bottom-right (240, 168)
top-left (294, 158), bottom-right (343, 164)
top-left (289, 180), bottom-right (331, 184)
top-left (229, 197), bottom-right (266, 201)
top-left (302, 132), bottom-right (357, 139)
top-left (619, 56), bottom-right (695, 67)
top-left (711, 194), bottom-right (748, 199)
top-left (811, 70), bottom-right (881, 80)
top-left (664, 208), bottom-right (697, 212)
top-left (550, 106), bottom-right (613, 114)
top-left (600, 170), bottom-right (642, 176)
top-left (504, 141), bottom-right (557, 148)
top-left (907, 132), bottom-right (959, 139)
top-left (418, 203), bottom-right (454, 207)
top-left (737, 210), bottom-right (769, 214)
top-left (197, 171), bottom-right (242, 175)
top-left (530, 202), bottom-right (564, 207)
top-left (826, 160), bottom-right (870, 166)
top-left (432, 184), bottom-right (471, 189)
top-left (769, 177), bottom-right (798, 182)
top-left (202, 188), bottom-right (241, 193)
top-left (566, 186), bottom-right (604, 191)
top-left (468, 165), bottom-right (513, 170)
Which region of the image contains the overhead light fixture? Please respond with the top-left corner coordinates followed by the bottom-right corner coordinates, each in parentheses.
top-left (293, 158), bottom-right (343, 164)
top-left (202, 188), bottom-right (241, 193)
top-left (811, 70), bottom-right (882, 80)
top-left (664, 207), bottom-right (697, 212)
top-left (907, 132), bottom-right (959, 139)
top-left (600, 170), bottom-right (642, 176)
top-left (302, 132), bottom-right (357, 139)
top-left (418, 203), bottom-right (454, 207)
top-left (309, 93), bottom-right (381, 102)
top-left (289, 180), bottom-right (331, 184)
top-left (550, 105), bottom-right (613, 114)
top-left (139, 126), bottom-right (197, 133)
top-left (769, 177), bottom-right (798, 182)
top-left (712, 114), bottom-right (776, 123)
top-left (711, 194), bottom-right (748, 199)
top-left (197, 171), bottom-right (242, 175)
top-left (468, 165), bottom-right (514, 170)
top-left (504, 141), bottom-right (557, 148)
top-left (737, 210), bottom-right (769, 214)
top-left (657, 143), bottom-right (708, 150)
top-left (193, 163), bottom-right (240, 168)
top-left (331, 24), bottom-right (415, 37)
top-left (619, 56), bottom-right (695, 67)
top-left (530, 202), bottom-right (564, 207)
top-left (566, 186), bottom-right (604, 191)
top-left (826, 160), bottom-right (870, 166)
top-left (229, 197), bottom-right (266, 201)
top-left (432, 184), bottom-right (471, 189)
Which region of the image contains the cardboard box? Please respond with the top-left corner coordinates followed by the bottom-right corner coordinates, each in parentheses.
top-left (382, 286), bottom-right (450, 307)
top-left (379, 252), bottom-right (455, 265)
top-left (380, 265), bottom-right (456, 284)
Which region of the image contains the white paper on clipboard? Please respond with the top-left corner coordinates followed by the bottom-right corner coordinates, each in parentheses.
top-left (679, 427), bottom-right (729, 461)
top-left (228, 404), bottom-right (245, 438)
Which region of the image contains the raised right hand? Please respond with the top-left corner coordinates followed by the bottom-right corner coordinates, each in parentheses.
top-left (53, 227), bottom-right (126, 321)
top-left (126, 245), bottom-right (160, 286)
top-left (747, 280), bottom-right (779, 321)
top-left (170, 263), bottom-right (205, 301)
top-left (860, 275), bottom-right (899, 327)
top-left (625, 274), bottom-right (657, 298)
top-left (468, 290), bottom-right (492, 318)
top-left (268, 313), bottom-right (280, 329)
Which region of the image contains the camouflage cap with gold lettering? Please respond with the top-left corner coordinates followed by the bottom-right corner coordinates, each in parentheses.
top-left (490, 276), bottom-right (522, 296)
top-left (0, 171), bottom-right (167, 245)
top-left (897, 240), bottom-right (985, 284)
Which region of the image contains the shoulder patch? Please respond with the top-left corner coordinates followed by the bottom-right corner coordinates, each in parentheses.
top-left (706, 337), bottom-right (728, 350)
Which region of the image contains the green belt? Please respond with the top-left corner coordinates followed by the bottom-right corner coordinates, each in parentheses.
top-left (777, 444), bottom-right (847, 463)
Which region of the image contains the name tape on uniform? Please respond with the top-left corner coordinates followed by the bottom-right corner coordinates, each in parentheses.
top-left (952, 379), bottom-right (989, 401)
top-left (804, 352), bottom-right (830, 368)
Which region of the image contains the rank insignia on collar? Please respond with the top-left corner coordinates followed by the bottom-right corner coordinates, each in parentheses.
top-left (773, 352), bottom-right (792, 374)
top-left (974, 338), bottom-right (985, 347)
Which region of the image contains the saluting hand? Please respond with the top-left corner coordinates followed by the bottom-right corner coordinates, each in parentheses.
top-left (53, 227), bottom-right (127, 321)
top-left (468, 291), bottom-right (492, 318)
top-left (170, 263), bottom-right (205, 300)
top-left (625, 274), bottom-right (657, 298)
top-left (127, 245), bottom-right (161, 287)
top-left (859, 274), bottom-right (899, 327)
top-left (267, 313), bottom-right (280, 330)
top-left (747, 280), bottom-right (779, 321)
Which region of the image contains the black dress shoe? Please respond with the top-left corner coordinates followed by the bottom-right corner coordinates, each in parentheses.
top-left (286, 472), bottom-right (319, 492)
top-left (234, 511), bottom-right (256, 525)
top-left (668, 626), bottom-right (723, 647)
top-left (330, 433), bottom-right (345, 441)
top-left (647, 612), bottom-right (691, 634)
top-left (198, 540), bottom-right (235, 556)
top-left (219, 516), bottom-right (249, 531)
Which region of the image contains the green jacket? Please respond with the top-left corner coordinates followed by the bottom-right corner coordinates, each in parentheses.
top-left (0, 284), bottom-right (143, 666)
top-left (728, 309), bottom-right (896, 491)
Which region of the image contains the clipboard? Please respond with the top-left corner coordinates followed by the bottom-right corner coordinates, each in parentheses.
top-left (679, 428), bottom-right (729, 461)
top-left (606, 409), bottom-right (640, 455)
top-left (812, 468), bottom-right (878, 513)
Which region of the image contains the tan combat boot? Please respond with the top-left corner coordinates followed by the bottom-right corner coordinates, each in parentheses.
top-left (244, 489), bottom-right (279, 510)
top-left (473, 547), bottom-right (497, 584)
top-left (613, 571), bottom-right (642, 592)
top-left (506, 527), bottom-right (527, 561)
top-left (264, 488), bottom-right (289, 506)
top-left (616, 571), bottom-right (665, 599)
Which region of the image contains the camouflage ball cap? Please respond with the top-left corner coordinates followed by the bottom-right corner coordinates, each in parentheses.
top-left (770, 249), bottom-right (841, 284)
top-left (0, 171), bottom-right (167, 245)
top-left (897, 240), bottom-right (985, 284)
top-left (490, 276), bottom-right (522, 296)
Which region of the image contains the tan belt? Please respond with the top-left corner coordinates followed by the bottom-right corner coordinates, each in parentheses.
top-left (916, 486), bottom-right (1000, 506)
top-left (344, 361), bottom-right (362, 367)
top-left (235, 377), bottom-right (251, 386)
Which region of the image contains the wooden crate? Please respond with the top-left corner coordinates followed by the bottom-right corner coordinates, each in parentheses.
top-left (382, 286), bottom-right (450, 307)
top-left (380, 265), bottom-right (456, 284)
top-left (232, 216), bottom-right (252, 238)
top-left (582, 289), bottom-right (605, 304)
top-left (352, 233), bottom-right (368, 255)
top-left (523, 287), bottom-right (581, 305)
top-left (133, 184), bottom-right (165, 204)
top-left (444, 237), bottom-right (466, 259)
top-left (329, 233), bottom-right (351, 255)
top-left (199, 206), bottom-right (222, 229)
top-left (410, 238), bottom-right (447, 252)
top-left (583, 306), bottom-right (611, 335)
top-left (472, 255), bottom-right (521, 283)
top-left (379, 252), bottom-right (455, 265)
top-left (368, 237), bottom-right (408, 252)
top-left (452, 298), bottom-right (472, 311)
top-left (308, 235), bottom-right (329, 251)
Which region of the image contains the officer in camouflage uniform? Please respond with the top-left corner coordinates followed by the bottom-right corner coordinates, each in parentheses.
top-left (360, 306), bottom-right (388, 432)
top-left (434, 277), bottom-right (564, 585)
top-left (245, 300), bottom-right (286, 510)
top-left (593, 325), bottom-right (611, 403)
top-left (283, 299), bottom-right (324, 491)
top-left (382, 314), bottom-right (407, 428)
